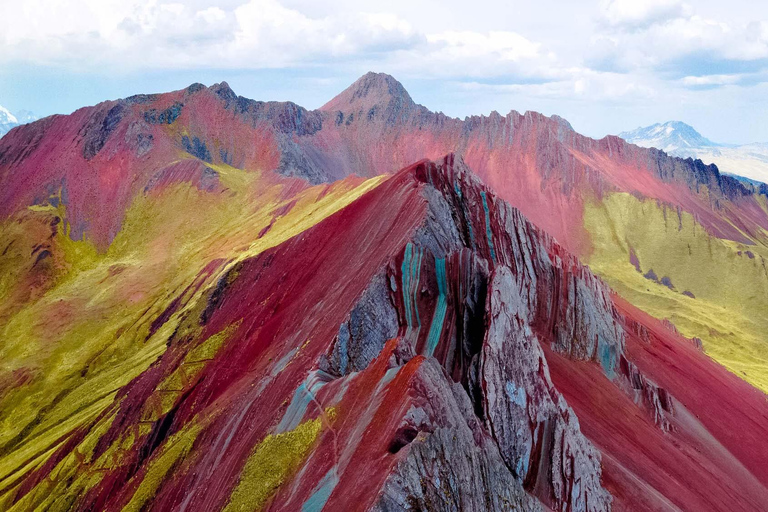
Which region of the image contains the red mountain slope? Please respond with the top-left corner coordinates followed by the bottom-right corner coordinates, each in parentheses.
top-left (1, 154), bottom-right (766, 511)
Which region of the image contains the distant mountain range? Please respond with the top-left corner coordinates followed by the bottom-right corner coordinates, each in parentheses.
top-left (0, 104), bottom-right (37, 137)
top-left (620, 121), bottom-right (768, 184)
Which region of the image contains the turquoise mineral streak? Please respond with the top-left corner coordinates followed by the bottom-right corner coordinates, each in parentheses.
top-left (480, 191), bottom-right (497, 262)
top-left (425, 258), bottom-right (448, 357)
top-left (401, 243), bottom-right (423, 330)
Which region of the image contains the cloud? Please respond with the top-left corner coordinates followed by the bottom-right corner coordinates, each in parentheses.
top-left (682, 74), bottom-right (742, 86)
top-left (230, 0), bottom-right (425, 64)
top-left (0, 0), bottom-right (557, 83)
top-left (0, 0), bottom-right (423, 69)
top-left (600, 0), bottom-right (691, 29)
top-left (589, 4), bottom-right (768, 79)
top-left (382, 30), bottom-right (557, 81)
top-left (425, 31), bottom-right (541, 63)
top-left (455, 69), bottom-right (658, 103)
top-left (0, 0), bottom-right (669, 108)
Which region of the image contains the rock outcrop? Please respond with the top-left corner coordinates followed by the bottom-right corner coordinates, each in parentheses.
top-left (481, 267), bottom-right (611, 511)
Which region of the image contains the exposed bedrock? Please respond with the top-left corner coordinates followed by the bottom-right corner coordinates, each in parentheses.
top-left (481, 267), bottom-right (610, 512)
top-left (316, 155), bottom-right (682, 510)
top-left (372, 358), bottom-right (544, 512)
top-left (320, 271), bottom-right (400, 377)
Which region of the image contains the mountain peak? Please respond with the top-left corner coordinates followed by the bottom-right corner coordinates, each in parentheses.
top-left (320, 72), bottom-right (415, 116)
top-left (209, 81), bottom-right (238, 103)
top-left (619, 120), bottom-right (718, 153)
top-left (0, 104), bottom-right (18, 125)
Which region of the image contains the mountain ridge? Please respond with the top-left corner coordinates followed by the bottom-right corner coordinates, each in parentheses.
top-left (1, 74), bottom-right (762, 254)
top-left (9, 76), bottom-right (745, 205)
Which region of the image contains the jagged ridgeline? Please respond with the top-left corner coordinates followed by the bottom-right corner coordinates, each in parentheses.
top-left (1, 75), bottom-right (768, 511)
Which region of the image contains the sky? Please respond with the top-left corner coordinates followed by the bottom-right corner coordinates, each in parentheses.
top-left (2, 0), bottom-right (768, 143)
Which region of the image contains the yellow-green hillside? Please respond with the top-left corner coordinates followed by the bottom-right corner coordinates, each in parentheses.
top-left (0, 160), bottom-right (385, 496)
top-left (584, 192), bottom-right (768, 392)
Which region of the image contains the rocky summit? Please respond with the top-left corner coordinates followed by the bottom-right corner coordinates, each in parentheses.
top-left (1, 74), bottom-right (768, 511)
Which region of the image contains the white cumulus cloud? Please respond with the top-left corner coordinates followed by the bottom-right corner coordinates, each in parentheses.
top-left (590, 4), bottom-right (768, 77)
top-left (0, 0), bottom-right (556, 81)
top-left (600, 0), bottom-right (691, 29)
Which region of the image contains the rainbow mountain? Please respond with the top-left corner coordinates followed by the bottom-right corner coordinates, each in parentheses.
top-left (1, 73), bottom-right (767, 511)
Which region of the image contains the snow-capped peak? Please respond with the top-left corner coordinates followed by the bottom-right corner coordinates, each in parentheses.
top-left (0, 104), bottom-right (18, 125)
top-left (618, 121), bottom-right (768, 184)
top-left (0, 105), bottom-right (38, 138)
top-left (618, 121), bottom-right (718, 155)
